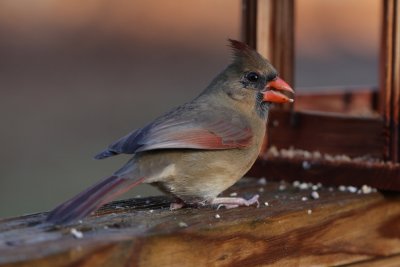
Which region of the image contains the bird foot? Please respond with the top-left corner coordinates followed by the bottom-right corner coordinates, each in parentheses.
top-left (170, 199), bottom-right (185, 210)
top-left (210, 194), bottom-right (260, 209)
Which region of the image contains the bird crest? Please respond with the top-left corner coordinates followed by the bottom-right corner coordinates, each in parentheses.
top-left (228, 39), bottom-right (270, 70)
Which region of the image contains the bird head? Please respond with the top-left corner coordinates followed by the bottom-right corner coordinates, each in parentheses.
top-left (219, 39), bottom-right (294, 119)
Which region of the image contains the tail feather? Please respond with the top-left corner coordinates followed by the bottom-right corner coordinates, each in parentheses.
top-left (46, 175), bottom-right (144, 224)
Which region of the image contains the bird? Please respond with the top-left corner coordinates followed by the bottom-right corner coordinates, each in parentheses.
top-left (46, 39), bottom-right (294, 224)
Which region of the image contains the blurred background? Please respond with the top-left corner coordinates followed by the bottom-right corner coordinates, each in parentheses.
top-left (0, 0), bottom-right (379, 217)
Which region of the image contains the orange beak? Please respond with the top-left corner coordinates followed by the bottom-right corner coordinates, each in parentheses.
top-left (262, 77), bottom-right (295, 103)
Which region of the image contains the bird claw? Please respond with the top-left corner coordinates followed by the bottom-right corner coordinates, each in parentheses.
top-left (211, 194), bottom-right (260, 209)
top-left (170, 199), bottom-right (185, 210)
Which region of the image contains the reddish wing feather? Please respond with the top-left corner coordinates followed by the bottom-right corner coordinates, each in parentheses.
top-left (135, 126), bottom-right (252, 153)
top-left (95, 107), bottom-right (253, 158)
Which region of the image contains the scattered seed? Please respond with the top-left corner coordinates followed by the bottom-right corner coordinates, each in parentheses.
top-left (302, 161), bottom-right (311, 170)
top-left (258, 177), bottom-right (267, 185)
top-left (311, 185), bottom-right (318, 191)
top-left (338, 185), bottom-right (346, 192)
top-left (70, 228), bottom-right (83, 239)
top-left (292, 180), bottom-right (300, 187)
top-left (301, 197), bottom-right (308, 201)
top-left (311, 191), bottom-right (320, 199)
top-left (264, 202), bottom-right (269, 206)
top-left (178, 222), bottom-right (188, 228)
top-left (299, 183), bottom-right (309, 190)
top-left (361, 185), bottom-right (372, 194)
top-left (229, 192), bottom-right (238, 197)
top-left (347, 186), bottom-right (358, 193)
top-left (307, 209), bottom-right (312, 215)
top-left (215, 214), bottom-right (221, 219)
top-left (267, 146), bottom-right (279, 157)
top-left (279, 184), bottom-right (286, 191)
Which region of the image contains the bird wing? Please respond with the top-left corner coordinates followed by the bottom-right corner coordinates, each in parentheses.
top-left (94, 104), bottom-right (253, 159)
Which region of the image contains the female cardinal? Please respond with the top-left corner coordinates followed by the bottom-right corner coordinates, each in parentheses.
top-left (47, 39), bottom-right (294, 224)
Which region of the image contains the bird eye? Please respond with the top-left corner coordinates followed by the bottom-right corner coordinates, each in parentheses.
top-left (245, 72), bottom-right (260, 82)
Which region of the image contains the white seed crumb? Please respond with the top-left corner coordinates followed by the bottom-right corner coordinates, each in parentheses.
top-left (215, 214), bottom-right (221, 219)
top-left (310, 191), bottom-right (320, 200)
top-left (230, 192), bottom-right (238, 197)
top-left (303, 151), bottom-right (312, 159)
top-left (313, 151), bottom-right (322, 158)
top-left (301, 196), bottom-right (308, 201)
top-left (361, 185), bottom-right (372, 194)
top-left (311, 185), bottom-right (318, 191)
top-left (258, 187), bottom-right (265, 193)
top-left (264, 202), bottom-right (269, 206)
top-left (267, 146), bottom-right (279, 157)
top-left (347, 186), bottom-right (358, 193)
top-left (258, 177), bottom-right (267, 185)
top-left (178, 221), bottom-right (188, 228)
top-left (338, 185), bottom-right (346, 192)
top-left (307, 209), bottom-right (312, 215)
top-left (302, 161), bottom-right (311, 170)
top-left (149, 209), bottom-right (154, 213)
top-left (299, 182), bottom-right (309, 190)
top-left (292, 180), bottom-right (300, 187)
top-left (70, 228), bottom-right (83, 239)
top-left (279, 184), bottom-right (286, 191)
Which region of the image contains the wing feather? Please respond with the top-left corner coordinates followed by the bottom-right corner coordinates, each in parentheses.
top-left (94, 104), bottom-right (253, 159)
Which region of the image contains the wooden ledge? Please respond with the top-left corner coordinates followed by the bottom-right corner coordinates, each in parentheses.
top-left (1, 179), bottom-right (400, 267)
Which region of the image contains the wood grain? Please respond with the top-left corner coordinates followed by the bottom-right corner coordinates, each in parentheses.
top-left (1, 180), bottom-right (400, 267)
top-left (381, 0), bottom-right (400, 162)
top-left (348, 254), bottom-right (400, 267)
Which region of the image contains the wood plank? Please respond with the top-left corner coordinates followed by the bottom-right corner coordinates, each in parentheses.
top-left (1, 180), bottom-right (400, 267)
top-left (243, 0), bottom-right (295, 86)
top-left (295, 88), bottom-right (378, 115)
top-left (266, 109), bottom-right (385, 158)
top-left (248, 153), bottom-right (400, 191)
top-left (242, 0), bottom-right (257, 49)
top-left (381, 0), bottom-right (400, 162)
